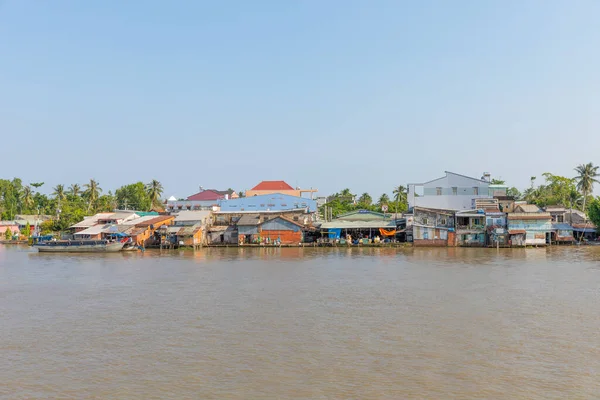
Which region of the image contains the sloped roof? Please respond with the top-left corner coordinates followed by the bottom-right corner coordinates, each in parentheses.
top-left (73, 224), bottom-right (108, 236)
top-left (187, 190), bottom-right (226, 201)
top-left (320, 220), bottom-right (396, 229)
top-left (173, 210), bottom-right (212, 223)
top-left (260, 216), bottom-right (305, 228)
top-left (552, 223), bottom-right (573, 230)
top-left (514, 204), bottom-right (541, 213)
top-left (135, 215), bottom-right (174, 227)
top-left (251, 180), bottom-right (294, 191)
top-left (507, 212), bottom-right (551, 220)
top-left (237, 214), bottom-right (261, 226)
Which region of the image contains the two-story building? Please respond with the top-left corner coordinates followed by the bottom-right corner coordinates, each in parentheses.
top-left (408, 171), bottom-right (503, 211)
top-left (412, 207), bottom-right (456, 247)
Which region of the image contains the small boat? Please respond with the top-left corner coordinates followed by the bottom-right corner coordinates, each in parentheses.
top-left (33, 239), bottom-right (125, 253)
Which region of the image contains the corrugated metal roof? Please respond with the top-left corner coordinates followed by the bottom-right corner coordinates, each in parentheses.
top-left (177, 226), bottom-right (201, 236)
top-left (119, 215), bottom-right (158, 226)
top-left (237, 214), bottom-right (261, 226)
top-left (173, 210), bottom-right (212, 223)
top-left (260, 216), bottom-right (305, 228)
top-left (514, 204), bottom-right (541, 213)
top-left (551, 223), bottom-right (573, 230)
top-left (187, 190), bottom-right (225, 201)
top-left (507, 212), bottom-right (551, 220)
top-left (73, 224), bottom-right (108, 236)
top-left (70, 213), bottom-right (113, 228)
top-left (208, 226), bottom-right (228, 232)
top-left (135, 215), bottom-right (174, 227)
top-left (320, 220), bottom-right (396, 229)
top-left (101, 212), bottom-right (139, 221)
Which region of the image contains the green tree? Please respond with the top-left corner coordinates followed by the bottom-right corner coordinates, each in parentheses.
top-left (96, 192), bottom-right (117, 212)
top-left (378, 193), bottom-right (390, 207)
top-left (575, 163), bottom-right (599, 212)
top-left (83, 179), bottom-right (102, 211)
top-left (506, 187), bottom-right (522, 200)
top-left (393, 185), bottom-right (408, 213)
top-left (358, 192), bottom-right (372, 206)
top-left (69, 184), bottom-right (81, 197)
top-left (52, 184), bottom-right (67, 202)
top-left (115, 182), bottom-right (151, 211)
top-left (4, 227), bottom-right (12, 240)
top-left (491, 179), bottom-right (505, 185)
top-left (587, 197), bottom-right (600, 232)
top-left (146, 179), bottom-right (164, 208)
top-left (22, 222), bottom-right (31, 238)
top-left (21, 185), bottom-right (34, 212)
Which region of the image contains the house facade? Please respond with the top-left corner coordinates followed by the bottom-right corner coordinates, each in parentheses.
top-left (258, 216), bottom-right (304, 245)
top-left (408, 172), bottom-right (496, 211)
top-left (507, 212), bottom-right (552, 246)
top-left (455, 210), bottom-right (486, 247)
top-left (412, 207), bottom-right (455, 247)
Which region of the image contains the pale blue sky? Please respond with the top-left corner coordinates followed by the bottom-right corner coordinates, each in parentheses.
top-left (1, 0), bottom-right (599, 198)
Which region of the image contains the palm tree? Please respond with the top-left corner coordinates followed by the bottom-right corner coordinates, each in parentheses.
top-left (378, 193), bottom-right (390, 206)
top-left (69, 184), bottom-right (81, 197)
top-left (393, 185), bottom-right (407, 213)
top-left (575, 163), bottom-right (599, 211)
top-left (21, 185), bottom-right (34, 211)
top-left (83, 179), bottom-right (102, 211)
top-left (337, 188), bottom-right (355, 204)
top-left (358, 192), bottom-right (372, 206)
top-left (52, 184), bottom-right (66, 202)
top-left (146, 179), bottom-right (164, 208)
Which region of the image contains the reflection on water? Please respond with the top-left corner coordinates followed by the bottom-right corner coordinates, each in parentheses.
top-left (2, 245), bottom-right (600, 399)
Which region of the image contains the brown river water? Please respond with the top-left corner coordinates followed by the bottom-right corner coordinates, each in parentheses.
top-left (1, 245), bottom-right (600, 399)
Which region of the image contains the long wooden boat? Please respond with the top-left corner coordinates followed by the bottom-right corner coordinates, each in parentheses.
top-left (33, 239), bottom-right (124, 253)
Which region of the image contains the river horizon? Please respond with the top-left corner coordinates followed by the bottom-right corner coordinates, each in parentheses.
top-left (2, 245), bottom-right (600, 399)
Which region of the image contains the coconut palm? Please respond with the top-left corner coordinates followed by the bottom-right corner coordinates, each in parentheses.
top-left (393, 185), bottom-right (407, 213)
top-left (69, 183), bottom-right (81, 197)
top-left (575, 163), bottom-right (599, 211)
top-left (52, 184), bottom-right (66, 202)
top-left (358, 192), bottom-right (372, 206)
top-left (378, 193), bottom-right (390, 207)
top-left (146, 179), bottom-right (164, 208)
top-left (21, 185), bottom-right (34, 211)
top-left (83, 179), bottom-right (102, 211)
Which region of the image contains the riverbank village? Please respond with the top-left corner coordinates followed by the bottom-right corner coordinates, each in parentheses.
top-left (1, 173), bottom-right (598, 249)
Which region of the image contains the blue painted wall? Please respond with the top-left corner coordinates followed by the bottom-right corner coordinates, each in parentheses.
top-left (261, 218), bottom-right (301, 232)
top-left (220, 194), bottom-right (317, 213)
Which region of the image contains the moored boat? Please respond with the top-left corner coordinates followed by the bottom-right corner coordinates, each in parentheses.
top-left (33, 239), bottom-right (125, 253)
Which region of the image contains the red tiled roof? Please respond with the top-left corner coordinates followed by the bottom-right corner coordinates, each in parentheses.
top-left (187, 190), bottom-right (225, 201)
top-left (508, 229), bottom-right (526, 235)
top-left (251, 181), bottom-right (294, 191)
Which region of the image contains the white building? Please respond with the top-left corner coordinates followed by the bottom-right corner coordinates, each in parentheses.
top-left (408, 171), bottom-right (505, 211)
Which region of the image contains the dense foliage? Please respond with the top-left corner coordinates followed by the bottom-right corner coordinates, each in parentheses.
top-left (0, 178), bottom-right (165, 232)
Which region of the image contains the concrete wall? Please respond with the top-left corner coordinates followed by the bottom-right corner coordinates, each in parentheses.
top-left (408, 172), bottom-right (491, 210)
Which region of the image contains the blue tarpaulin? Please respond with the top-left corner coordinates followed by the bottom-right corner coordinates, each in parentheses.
top-left (326, 228), bottom-right (342, 239)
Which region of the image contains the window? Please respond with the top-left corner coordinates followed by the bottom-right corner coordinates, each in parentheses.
top-left (557, 215), bottom-right (564, 223)
top-left (423, 218), bottom-right (428, 225)
top-left (452, 187), bottom-right (457, 195)
top-left (436, 187), bottom-right (442, 196)
top-left (473, 187), bottom-right (479, 195)
top-left (473, 218), bottom-right (480, 225)
top-left (440, 218), bottom-right (447, 225)
top-left (293, 216), bottom-right (299, 221)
